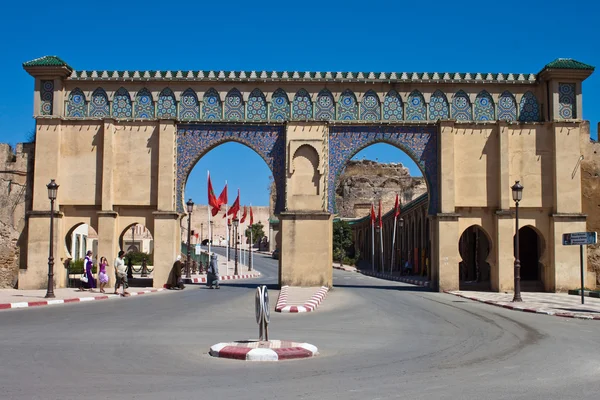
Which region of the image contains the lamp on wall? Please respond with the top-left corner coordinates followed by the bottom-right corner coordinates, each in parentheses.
top-left (186, 198), bottom-right (194, 279)
top-left (45, 179), bottom-right (59, 299)
top-left (511, 181), bottom-right (524, 302)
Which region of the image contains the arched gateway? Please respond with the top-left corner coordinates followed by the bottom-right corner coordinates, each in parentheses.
top-left (21, 56), bottom-right (594, 292)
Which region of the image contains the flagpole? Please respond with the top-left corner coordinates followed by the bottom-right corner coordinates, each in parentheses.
top-left (391, 216), bottom-right (397, 275)
top-left (225, 180), bottom-right (229, 268)
top-left (380, 221), bottom-right (384, 273)
top-left (249, 204), bottom-right (253, 271)
top-left (371, 204), bottom-right (375, 272)
top-left (207, 171), bottom-right (212, 257)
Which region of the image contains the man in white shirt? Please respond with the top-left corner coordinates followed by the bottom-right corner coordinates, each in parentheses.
top-left (114, 250), bottom-right (129, 296)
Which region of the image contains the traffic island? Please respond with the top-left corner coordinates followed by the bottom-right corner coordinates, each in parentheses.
top-left (209, 340), bottom-right (318, 361)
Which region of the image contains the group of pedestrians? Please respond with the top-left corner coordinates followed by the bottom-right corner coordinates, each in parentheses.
top-left (80, 250), bottom-right (130, 296)
top-left (165, 253), bottom-right (220, 290)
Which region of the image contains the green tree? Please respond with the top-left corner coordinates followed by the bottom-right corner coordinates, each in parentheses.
top-left (245, 222), bottom-right (265, 244)
top-left (333, 220), bottom-right (353, 265)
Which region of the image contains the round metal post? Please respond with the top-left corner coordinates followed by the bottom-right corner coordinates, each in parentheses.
top-left (234, 219), bottom-right (239, 276)
top-left (513, 200), bottom-right (522, 302)
top-left (45, 179), bottom-right (58, 299)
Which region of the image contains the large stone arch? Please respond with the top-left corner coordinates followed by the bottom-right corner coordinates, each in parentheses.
top-left (176, 124), bottom-right (285, 214)
top-left (328, 125), bottom-right (438, 215)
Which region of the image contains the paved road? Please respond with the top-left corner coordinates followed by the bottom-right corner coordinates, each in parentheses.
top-left (1, 251), bottom-right (599, 400)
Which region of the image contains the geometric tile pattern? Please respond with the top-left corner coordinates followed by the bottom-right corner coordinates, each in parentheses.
top-left (203, 88), bottom-right (222, 120)
top-left (180, 89), bottom-right (200, 121)
top-left (135, 88), bottom-right (155, 118)
top-left (224, 88), bottom-right (244, 121)
top-left (176, 124), bottom-right (285, 214)
top-left (66, 88), bottom-right (87, 117)
top-left (383, 90), bottom-right (403, 120)
top-left (518, 91), bottom-right (540, 122)
top-left (292, 89), bottom-right (313, 119)
top-left (451, 90), bottom-right (472, 121)
top-left (428, 89), bottom-right (449, 120)
top-left (247, 89), bottom-right (267, 121)
top-left (328, 125), bottom-right (438, 215)
top-left (337, 89), bottom-right (358, 120)
top-left (474, 90), bottom-right (494, 121)
top-left (315, 89), bottom-right (335, 120)
top-left (497, 91), bottom-right (517, 122)
top-left (157, 88), bottom-right (177, 119)
top-left (270, 88), bottom-right (290, 121)
top-left (112, 87), bottom-right (132, 118)
top-left (558, 83), bottom-right (576, 119)
top-left (360, 90), bottom-right (381, 120)
top-left (406, 90), bottom-right (426, 121)
top-left (40, 80), bottom-right (54, 115)
top-left (90, 88), bottom-right (110, 118)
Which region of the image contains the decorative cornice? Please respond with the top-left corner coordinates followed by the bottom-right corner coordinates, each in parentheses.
top-left (551, 213), bottom-right (587, 221)
top-left (27, 210), bottom-right (64, 218)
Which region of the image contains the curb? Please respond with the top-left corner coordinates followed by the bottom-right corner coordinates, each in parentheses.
top-left (275, 286), bottom-right (329, 313)
top-left (447, 291), bottom-right (600, 321)
top-left (183, 272), bottom-right (261, 284)
top-left (335, 266), bottom-right (431, 288)
top-left (568, 289), bottom-right (600, 298)
top-left (0, 288), bottom-right (166, 311)
top-left (210, 341), bottom-right (318, 361)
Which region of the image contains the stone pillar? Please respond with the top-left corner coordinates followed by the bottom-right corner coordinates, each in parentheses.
top-left (494, 210), bottom-right (514, 292)
top-left (153, 212), bottom-right (180, 288)
top-left (101, 119), bottom-right (115, 209)
top-left (157, 121), bottom-right (176, 211)
top-left (97, 211), bottom-right (119, 285)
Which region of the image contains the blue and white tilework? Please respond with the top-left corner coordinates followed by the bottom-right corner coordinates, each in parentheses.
top-left (315, 89), bottom-right (335, 120)
top-left (90, 88), bottom-right (109, 118)
top-left (40, 80), bottom-right (54, 115)
top-left (337, 90), bottom-right (358, 120)
top-left (247, 89), bottom-right (267, 121)
top-left (406, 90), bottom-right (426, 121)
top-left (135, 88), bottom-right (154, 118)
top-left (474, 90), bottom-right (494, 121)
top-left (428, 90), bottom-right (449, 120)
top-left (270, 89), bottom-right (290, 121)
top-left (112, 87), bottom-right (132, 118)
top-left (176, 125), bottom-right (285, 213)
top-left (224, 89), bottom-right (244, 121)
top-left (518, 91), bottom-right (540, 122)
top-left (328, 125), bottom-right (438, 215)
top-left (180, 89), bottom-right (200, 120)
top-left (67, 88), bottom-right (87, 117)
top-left (360, 90), bottom-right (381, 120)
top-left (292, 89), bottom-right (313, 119)
top-left (497, 91), bottom-right (517, 122)
top-left (157, 88), bottom-right (177, 119)
top-left (383, 90), bottom-right (403, 120)
top-left (203, 89), bottom-right (222, 120)
top-left (559, 83), bottom-right (576, 119)
top-left (451, 90), bottom-right (472, 121)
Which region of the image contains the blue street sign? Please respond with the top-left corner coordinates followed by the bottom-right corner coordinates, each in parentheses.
top-left (562, 232), bottom-right (597, 246)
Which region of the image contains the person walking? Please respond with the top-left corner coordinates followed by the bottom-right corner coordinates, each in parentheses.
top-left (98, 256), bottom-right (109, 293)
top-left (166, 255), bottom-right (184, 290)
top-left (84, 250), bottom-right (96, 292)
top-left (114, 250), bottom-right (129, 296)
top-left (207, 253), bottom-right (220, 289)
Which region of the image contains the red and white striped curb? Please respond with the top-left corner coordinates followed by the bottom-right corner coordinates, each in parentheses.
top-left (337, 267), bottom-right (431, 288)
top-left (184, 272), bottom-right (261, 284)
top-left (275, 286), bottom-right (329, 313)
top-left (210, 341), bottom-right (318, 361)
top-left (0, 288), bottom-right (166, 311)
top-left (447, 291), bottom-right (600, 321)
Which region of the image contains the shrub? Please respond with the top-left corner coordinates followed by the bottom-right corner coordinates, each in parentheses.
top-left (68, 259), bottom-right (97, 274)
top-left (125, 251), bottom-right (153, 265)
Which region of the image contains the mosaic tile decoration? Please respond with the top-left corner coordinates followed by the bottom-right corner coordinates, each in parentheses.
top-left (406, 90), bottom-right (426, 121)
top-left (328, 125), bottom-right (438, 215)
top-left (383, 90), bottom-right (403, 120)
top-left (559, 83), bottom-right (576, 119)
top-left (66, 88), bottom-right (87, 117)
top-left (270, 88), bottom-right (290, 121)
top-left (428, 89), bottom-right (449, 120)
top-left (337, 89), bottom-right (358, 120)
top-left (176, 125), bottom-right (285, 214)
top-left (360, 90), bottom-right (381, 120)
top-left (292, 89), bottom-right (313, 119)
top-left (224, 88), bottom-right (244, 121)
top-left (451, 90), bottom-right (472, 121)
top-left (112, 87), bottom-right (132, 118)
top-left (315, 89), bottom-right (335, 120)
top-left (157, 88), bottom-right (177, 119)
top-left (135, 88), bottom-right (155, 118)
top-left (180, 89), bottom-right (200, 120)
top-left (203, 88), bottom-right (222, 120)
top-left (474, 90), bottom-right (494, 121)
top-left (518, 91), bottom-right (540, 122)
top-left (90, 88), bottom-right (110, 118)
top-left (247, 88), bottom-right (267, 121)
top-left (40, 80), bottom-right (54, 115)
top-left (497, 91), bottom-right (517, 122)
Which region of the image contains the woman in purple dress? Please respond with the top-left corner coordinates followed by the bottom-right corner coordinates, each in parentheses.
top-left (98, 256), bottom-right (109, 293)
top-left (84, 250), bottom-right (96, 292)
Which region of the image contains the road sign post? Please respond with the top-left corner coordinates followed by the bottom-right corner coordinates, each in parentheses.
top-left (562, 232), bottom-right (597, 305)
top-left (255, 285), bottom-right (270, 341)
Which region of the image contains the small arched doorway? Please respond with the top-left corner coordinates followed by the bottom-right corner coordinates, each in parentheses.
top-left (518, 226), bottom-right (543, 283)
top-left (458, 225), bottom-right (491, 290)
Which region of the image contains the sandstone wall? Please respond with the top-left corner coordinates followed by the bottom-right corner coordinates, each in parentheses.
top-left (335, 160), bottom-right (426, 218)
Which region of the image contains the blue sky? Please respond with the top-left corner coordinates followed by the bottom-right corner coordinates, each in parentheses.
top-left (2, 0), bottom-right (598, 207)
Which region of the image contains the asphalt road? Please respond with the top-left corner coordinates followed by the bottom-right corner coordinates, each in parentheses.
top-left (1, 251), bottom-right (599, 400)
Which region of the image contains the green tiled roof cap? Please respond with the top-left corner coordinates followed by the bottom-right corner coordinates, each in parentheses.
top-left (23, 55), bottom-right (71, 68)
top-left (544, 58), bottom-right (594, 70)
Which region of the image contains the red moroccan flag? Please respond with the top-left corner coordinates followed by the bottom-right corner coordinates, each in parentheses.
top-left (240, 206), bottom-right (248, 223)
top-left (227, 189), bottom-right (240, 218)
top-left (217, 184), bottom-right (228, 207)
top-left (207, 171), bottom-right (219, 210)
top-left (249, 206), bottom-right (254, 225)
top-left (370, 203), bottom-right (376, 225)
top-left (394, 194), bottom-right (401, 217)
top-left (378, 199), bottom-right (382, 228)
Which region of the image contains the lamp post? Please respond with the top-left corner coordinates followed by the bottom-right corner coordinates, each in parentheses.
top-left (233, 217), bottom-right (239, 275)
top-left (45, 179), bottom-right (59, 298)
top-left (398, 217), bottom-right (404, 273)
top-left (375, 224), bottom-right (380, 272)
top-left (227, 219), bottom-right (232, 261)
top-left (512, 181), bottom-right (524, 302)
top-left (185, 198), bottom-right (194, 279)
top-left (131, 225), bottom-right (135, 252)
top-left (210, 220), bottom-right (214, 245)
top-left (200, 223), bottom-right (204, 245)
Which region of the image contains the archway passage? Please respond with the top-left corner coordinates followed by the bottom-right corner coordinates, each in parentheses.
top-left (458, 226), bottom-right (491, 290)
top-left (519, 226), bottom-right (541, 282)
top-left (65, 223), bottom-right (98, 262)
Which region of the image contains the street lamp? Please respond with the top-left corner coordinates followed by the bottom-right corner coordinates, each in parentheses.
top-left (398, 217), bottom-right (404, 273)
top-left (185, 198), bottom-right (194, 279)
top-left (227, 218), bottom-right (232, 261)
top-left (201, 223), bottom-right (204, 244)
top-left (131, 225), bottom-right (135, 251)
top-left (375, 224), bottom-right (381, 272)
top-left (512, 181), bottom-right (524, 302)
top-left (233, 217), bottom-right (239, 275)
top-left (210, 220), bottom-right (214, 245)
top-left (45, 179), bottom-right (59, 299)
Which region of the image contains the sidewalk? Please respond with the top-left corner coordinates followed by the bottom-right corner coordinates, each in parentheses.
top-left (333, 263), bottom-right (431, 288)
top-left (183, 257), bottom-right (261, 284)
